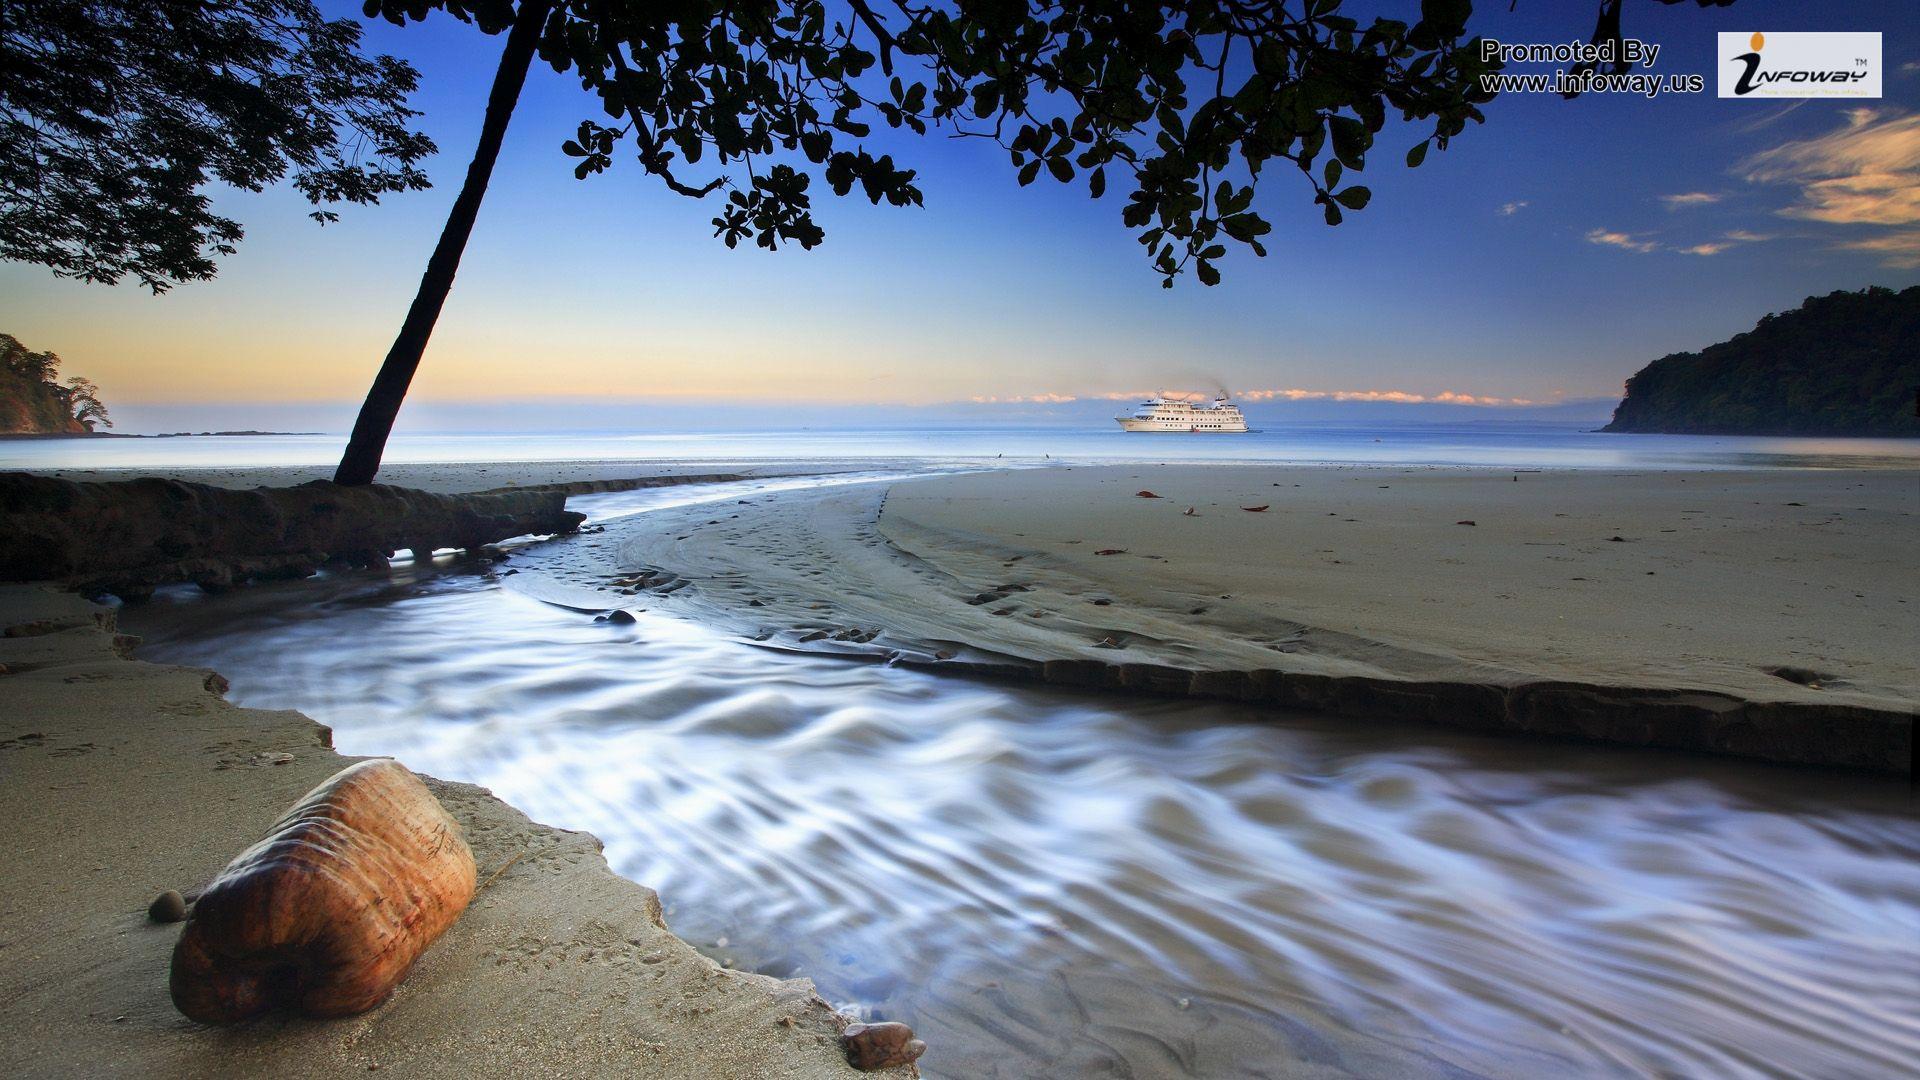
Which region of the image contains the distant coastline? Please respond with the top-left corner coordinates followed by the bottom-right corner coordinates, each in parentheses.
top-left (0, 430), bottom-right (321, 441)
top-left (1604, 286), bottom-right (1920, 438)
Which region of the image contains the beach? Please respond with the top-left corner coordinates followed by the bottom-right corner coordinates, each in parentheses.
top-left (5, 457), bottom-right (1918, 1078)
top-left (598, 463), bottom-right (1917, 769)
top-left (0, 582), bottom-right (916, 1078)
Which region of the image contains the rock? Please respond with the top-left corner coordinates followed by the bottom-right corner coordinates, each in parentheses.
top-left (1456, 520), bottom-right (1476, 526)
top-left (169, 759), bottom-right (476, 1023)
top-left (148, 889), bottom-right (188, 923)
top-left (1134, 490), bottom-right (1161, 498)
top-left (1240, 505), bottom-right (1270, 512)
top-left (0, 473), bottom-right (583, 592)
top-left (840, 1021), bottom-right (926, 1071)
top-left (607, 609), bottom-right (638, 625)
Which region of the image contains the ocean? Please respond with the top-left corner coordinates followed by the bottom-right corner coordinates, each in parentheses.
top-left (5, 420), bottom-right (1920, 474)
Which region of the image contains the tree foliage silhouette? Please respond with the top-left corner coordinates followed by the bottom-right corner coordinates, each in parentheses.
top-left (0, 0), bottom-right (435, 293)
top-left (336, 0), bottom-right (1503, 482)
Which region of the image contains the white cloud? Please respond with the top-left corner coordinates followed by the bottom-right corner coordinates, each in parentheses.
top-left (1661, 192), bottom-right (1721, 209)
top-left (1722, 229), bottom-right (1773, 242)
top-left (1498, 201), bottom-right (1529, 216)
top-left (1585, 228), bottom-right (1659, 253)
top-left (1677, 242), bottom-right (1729, 256)
top-left (1835, 230), bottom-right (1920, 268)
top-left (1739, 108), bottom-right (1920, 227)
top-left (969, 393), bottom-right (1078, 404)
top-left (1237, 388), bottom-right (1540, 407)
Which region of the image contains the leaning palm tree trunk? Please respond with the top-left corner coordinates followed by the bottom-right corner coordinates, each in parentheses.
top-left (334, 1), bottom-right (550, 486)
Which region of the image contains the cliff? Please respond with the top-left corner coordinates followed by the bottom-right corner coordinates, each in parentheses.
top-left (1604, 286), bottom-right (1920, 437)
top-left (0, 370), bottom-right (88, 434)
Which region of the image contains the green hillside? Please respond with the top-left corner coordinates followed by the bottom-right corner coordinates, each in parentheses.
top-left (1605, 287), bottom-right (1920, 437)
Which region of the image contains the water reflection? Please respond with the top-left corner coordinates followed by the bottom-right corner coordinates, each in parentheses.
top-left (128, 489), bottom-right (1920, 1079)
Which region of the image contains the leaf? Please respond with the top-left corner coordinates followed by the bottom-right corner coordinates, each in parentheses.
top-left (1089, 167), bottom-right (1106, 198)
top-left (1420, 0), bottom-right (1472, 36)
top-left (1018, 160), bottom-right (1041, 186)
top-left (1333, 185), bottom-right (1371, 210)
top-left (1330, 116), bottom-right (1368, 169)
top-left (1406, 141), bottom-right (1428, 168)
top-left (1196, 260), bottom-right (1221, 286)
top-left (1047, 157), bottom-right (1072, 183)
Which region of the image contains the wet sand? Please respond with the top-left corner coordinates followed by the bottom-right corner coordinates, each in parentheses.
top-left (0, 584), bottom-right (913, 1078)
top-left (601, 464), bottom-right (1917, 769)
top-left (6, 457), bottom-right (1915, 1075)
top-left (123, 470), bottom-right (1920, 1078)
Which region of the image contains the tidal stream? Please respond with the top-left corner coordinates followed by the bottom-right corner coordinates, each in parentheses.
top-left (128, 476), bottom-right (1920, 1079)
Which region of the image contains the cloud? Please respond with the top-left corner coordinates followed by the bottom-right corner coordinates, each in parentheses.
top-left (1835, 230), bottom-right (1920, 268)
top-left (1585, 228), bottom-right (1659, 253)
top-left (1071, 388), bottom-right (1549, 407)
top-left (1722, 229), bottom-right (1773, 242)
top-left (1903, 61), bottom-right (1920, 76)
top-left (1237, 388), bottom-right (1541, 407)
top-left (1661, 192), bottom-right (1721, 209)
top-left (1738, 108), bottom-right (1920, 228)
top-left (1676, 242), bottom-right (1729, 256)
top-left (969, 393), bottom-right (1078, 404)
top-left (1497, 201), bottom-right (1529, 216)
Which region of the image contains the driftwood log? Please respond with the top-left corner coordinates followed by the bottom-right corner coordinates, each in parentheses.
top-left (0, 473), bottom-right (584, 598)
top-left (170, 759), bottom-right (477, 1023)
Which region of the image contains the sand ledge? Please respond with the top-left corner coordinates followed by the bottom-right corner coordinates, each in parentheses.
top-left (589, 465), bottom-right (1915, 774)
top-left (0, 584), bottom-right (914, 1078)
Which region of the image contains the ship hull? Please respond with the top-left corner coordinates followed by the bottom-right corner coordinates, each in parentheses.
top-left (1115, 418), bottom-right (1249, 432)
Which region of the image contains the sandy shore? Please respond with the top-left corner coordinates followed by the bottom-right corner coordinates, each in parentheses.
top-left (596, 464), bottom-right (1916, 770)
top-left (21, 458), bottom-right (880, 493)
top-left (0, 584), bottom-right (914, 1078)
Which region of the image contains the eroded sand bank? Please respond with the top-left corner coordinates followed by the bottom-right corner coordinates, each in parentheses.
top-left (599, 465), bottom-right (1916, 771)
top-left (0, 585), bottom-right (914, 1078)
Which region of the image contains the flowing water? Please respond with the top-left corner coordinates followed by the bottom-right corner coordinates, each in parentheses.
top-left (126, 475), bottom-right (1920, 1079)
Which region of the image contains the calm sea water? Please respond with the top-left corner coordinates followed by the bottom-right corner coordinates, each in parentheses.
top-left (127, 473), bottom-right (1920, 1079)
top-left (7, 422), bottom-right (1920, 473)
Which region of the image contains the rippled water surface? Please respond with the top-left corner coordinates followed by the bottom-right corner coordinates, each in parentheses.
top-left (128, 480), bottom-right (1920, 1079)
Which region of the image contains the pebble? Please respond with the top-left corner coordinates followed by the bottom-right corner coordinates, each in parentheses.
top-left (148, 889), bottom-right (188, 923)
top-left (841, 1021), bottom-right (927, 1071)
top-left (607, 609), bottom-right (638, 625)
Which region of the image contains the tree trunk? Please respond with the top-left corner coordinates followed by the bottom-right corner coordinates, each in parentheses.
top-left (333, 0), bottom-right (550, 486)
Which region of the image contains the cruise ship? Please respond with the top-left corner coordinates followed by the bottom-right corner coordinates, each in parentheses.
top-left (1115, 395), bottom-right (1250, 432)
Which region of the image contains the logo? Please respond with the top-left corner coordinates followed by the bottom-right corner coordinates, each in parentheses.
top-left (1719, 32), bottom-right (1881, 98)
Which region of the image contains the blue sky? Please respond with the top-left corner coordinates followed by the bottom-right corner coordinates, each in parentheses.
top-left (2, 0), bottom-right (1916, 432)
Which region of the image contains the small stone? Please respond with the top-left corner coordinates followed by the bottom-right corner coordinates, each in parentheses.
top-left (148, 889), bottom-right (188, 923)
top-left (607, 609), bottom-right (638, 625)
top-left (841, 1021), bottom-right (926, 1071)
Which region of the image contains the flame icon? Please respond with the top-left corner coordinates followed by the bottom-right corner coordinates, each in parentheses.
top-left (1750, 31), bottom-right (1765, 51)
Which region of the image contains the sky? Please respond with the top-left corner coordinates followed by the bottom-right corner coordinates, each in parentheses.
top-left (3, 0), bottom-right (1918, 433)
